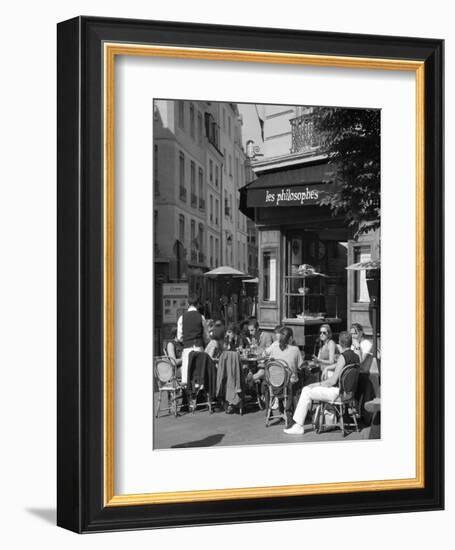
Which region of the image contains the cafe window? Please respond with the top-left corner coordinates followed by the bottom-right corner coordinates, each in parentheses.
top-left (354, 245), bottom-right (371, 303)
top-left (263, 250), bottom-right (277, 302)
top-left (283, 235), bottom-right (328, 320)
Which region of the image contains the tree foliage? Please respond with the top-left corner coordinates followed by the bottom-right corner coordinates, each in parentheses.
top-left (313, 107), bottom-right (380, 235)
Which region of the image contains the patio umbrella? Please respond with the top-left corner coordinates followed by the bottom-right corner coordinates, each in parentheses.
top-left (345, 259), bottom-right (380, 271)
top-left (242, 277), bottom-right (258, 283)
top-left (203, 266), bottom-right (252, 279)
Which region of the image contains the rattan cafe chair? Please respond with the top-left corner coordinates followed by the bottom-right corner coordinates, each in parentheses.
top-left (154, 356), bottom-right (183, 418)
top-left (264, 359), bottom-right (292, 428)
top-left (313, 363), bottom-right (360, 437)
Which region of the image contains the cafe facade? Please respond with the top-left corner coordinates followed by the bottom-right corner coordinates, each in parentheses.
top-left (240, 152), bottom-right (379, 354)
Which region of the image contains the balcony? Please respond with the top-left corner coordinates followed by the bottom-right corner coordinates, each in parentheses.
top-left (290, 114), bottom-right (323, 154)
top-left (199, 198), bottom-right (206, 211)
top-left (179, 186), bottom-right (187, 202)
top-left (191, 192), bottom-right (197, 208)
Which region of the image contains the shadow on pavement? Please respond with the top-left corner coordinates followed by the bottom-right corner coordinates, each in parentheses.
top-left (171, 433), bottom-right (225, 448)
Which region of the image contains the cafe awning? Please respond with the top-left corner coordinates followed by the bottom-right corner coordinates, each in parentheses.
top-left (239, 161), bottom-right (334, 220)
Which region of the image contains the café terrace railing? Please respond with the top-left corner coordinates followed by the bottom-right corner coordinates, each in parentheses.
top-left (290, 114), bottom-right (324, 154)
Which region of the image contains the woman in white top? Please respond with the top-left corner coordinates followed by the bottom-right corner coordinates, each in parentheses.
top-left (350, 323), bottom-right (373, 370)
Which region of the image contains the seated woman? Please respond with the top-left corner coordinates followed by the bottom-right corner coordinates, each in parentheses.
top-left (165, 327), bottom-right (183, 368)
top-left (263, 326), bottom-right (303, 418)
top-left (313, 323), bottom-right (337, 380)
top-left (204, 326), bottom-right (225, 360)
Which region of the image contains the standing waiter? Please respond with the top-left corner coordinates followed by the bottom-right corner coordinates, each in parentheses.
top-left (177, 294), bottom-right (210, 385)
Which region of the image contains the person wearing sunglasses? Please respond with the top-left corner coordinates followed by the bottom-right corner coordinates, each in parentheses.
top-left (313, 323), bottom-right (337, 379)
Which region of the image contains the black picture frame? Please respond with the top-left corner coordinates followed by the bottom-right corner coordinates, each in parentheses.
top-left (57, 16), bottom-right (444, 533)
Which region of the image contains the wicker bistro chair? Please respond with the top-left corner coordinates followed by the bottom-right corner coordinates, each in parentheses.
top-left (313, 363), bottom-right (360, 437)
top-left (264, 359), bottom-right (292, 428)
top-left (154, 356), bottom-right (183, 418)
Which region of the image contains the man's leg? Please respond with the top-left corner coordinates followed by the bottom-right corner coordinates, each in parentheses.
top-left (181, 348), bottom-right (190, 385)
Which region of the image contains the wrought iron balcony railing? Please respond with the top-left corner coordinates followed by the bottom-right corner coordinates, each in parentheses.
top-left (290, 114), bottom-right (323, 154)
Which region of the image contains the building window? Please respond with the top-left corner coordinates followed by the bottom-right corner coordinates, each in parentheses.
top-left (178, 101), bottom-right (184, 129)
top-left (190, 103), bottom-right (195, 138)
top-left (215, 238), bottom-right (219, 267)
top-left (205, 112), bottom-right (219, 148)
top-left (263, 251), bottom-right (277, 302)
top-left (190, 219), bottom-right (196, 262)
top-left (154, 210), bottom-right (158, 256)
top-left (179, 214), bottom-right (185, 244)
top-left (179, 152), bottom-right (186, 201)
top-left (354, 245), bottom-right (371, 303)
top-left (228, 115), bottom-right (231, 138)
top-left (223, 149), bottom-right (227, 172)
top-left (229, 155), bottom-right (232, 176)
top-left (153, 144), bottom-right (159, 195)
top-left (209, 159), bottom-right (213, 183)
top-left (209, 194), bottom-right (213, 223)
top-left (198, 223), bottom-right (204, 263)
top-left (222, 108), bottom-right (226, 131)
top-left (215, 199), bottom-right (219, 226)
top-left (198, 168), bottom-right (204, 210)
top-left (215, 165), bottom-right (219, 188)
top-left (197, 111), bottom-right (203, 144)
top-left (190, 161), bottom-right (196, 207)
top-left (229, 194), bottom-right (233, 221)
top-left (210, 235), bottom-right (214, 268)
top-left (224, 191), bottom-right (229, 217)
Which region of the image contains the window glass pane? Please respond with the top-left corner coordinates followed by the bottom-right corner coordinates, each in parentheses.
top-left (355, 246), bottom-right (371, 302)
top-left (263, 251), bottom-right (276, 302)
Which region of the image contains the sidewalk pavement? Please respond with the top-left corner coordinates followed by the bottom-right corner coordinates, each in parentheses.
top-left (154, 397), bottom-right (379, 449)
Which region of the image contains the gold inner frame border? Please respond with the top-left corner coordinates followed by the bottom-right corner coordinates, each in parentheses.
top-left (103, 42), bottom-right (425, 507)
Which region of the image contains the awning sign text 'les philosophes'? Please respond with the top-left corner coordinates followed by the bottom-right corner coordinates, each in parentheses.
top-left (246, 184), bottom-right (331, 208)
top-left (266, 187), bottom-right (319, 205)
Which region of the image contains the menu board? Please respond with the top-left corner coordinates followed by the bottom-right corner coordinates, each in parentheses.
top-left (162, 283), bottom-right (189, 324)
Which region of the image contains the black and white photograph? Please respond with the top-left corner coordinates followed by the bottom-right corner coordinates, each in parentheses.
top-left (153, 99), bottom-right (381, 449)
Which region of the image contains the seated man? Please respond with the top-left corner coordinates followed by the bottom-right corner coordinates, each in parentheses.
top-left (247, 316), bottom-right (273, 350)
top-left (284, 331), bottom-right (359, 435)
